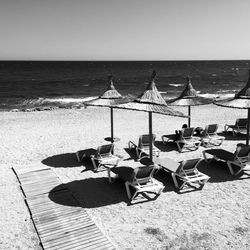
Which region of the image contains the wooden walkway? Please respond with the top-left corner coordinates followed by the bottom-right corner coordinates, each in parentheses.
top-left (13, 166), bottom-right (115, 250)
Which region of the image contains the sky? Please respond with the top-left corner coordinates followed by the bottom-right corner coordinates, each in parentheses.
top-left (1, 0), bottom-right (250, 61)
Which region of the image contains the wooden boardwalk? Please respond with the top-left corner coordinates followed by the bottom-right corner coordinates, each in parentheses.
top-left (13, 166), bottom-right (115, 250)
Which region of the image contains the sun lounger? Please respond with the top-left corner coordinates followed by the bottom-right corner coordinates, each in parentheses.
top-left (224, 118), bottom-right (248, 136)
top-left (203, 144), bottom-right (250, 175)
top-left (108, 164), bottom-right (164, 201)
top-left (128, 134), bottom-right (160, 159)
top-left (90, 144), bottom-right (120, 172)
top-left (201, 124), bottom-right (225, 147)
top-left (175, 127), bottom-right (201, 152)
top-left (154, 157), bottom-right (210, 191)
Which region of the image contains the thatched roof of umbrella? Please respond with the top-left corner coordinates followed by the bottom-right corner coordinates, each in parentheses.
top-left (84, 75), bottom-right (130, 107)
top-left (168, 77), bottom-right (213, 106)
top-left (115, 71), bottom-right (186, 117)
top-left (215, 70), bottom-right (250, 145)
top-left (215, 70), bottom-right (250, 109)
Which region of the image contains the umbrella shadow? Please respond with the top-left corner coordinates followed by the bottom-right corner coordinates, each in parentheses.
top-left (42, 148), bottom-right (96, 171)
top-left (42, 153), bottom-right (83, 168)
top-left (154, 140), bottom-right (177, 152)
top-left (48, 178), bottom-right (126, 208)
top-left (218, 131), bottom-right (246, 141)
top-left (197, 159), bottom-right (249, 182)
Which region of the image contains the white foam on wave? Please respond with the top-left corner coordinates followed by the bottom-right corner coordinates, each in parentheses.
top-left (168, 83), bottom-right (184, 87)
top-left (43, 96), bottom-right (98, 103)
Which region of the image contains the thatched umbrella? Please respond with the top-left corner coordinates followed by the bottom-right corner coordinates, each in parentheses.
top-left (215, 70), bottom-right (250, 145)
top-left (84, 75), bottom-right (130, 143)
top-left (168, 77), bottom-right (213, 127)
top-left (114, 71), bottom-right (187, 160)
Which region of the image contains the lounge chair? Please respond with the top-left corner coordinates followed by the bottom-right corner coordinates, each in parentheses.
top-left (224, 118), bottom-right (248, 136)
top-left (128, 134), bottom-right (160, 159)
top-left (154, 157), bottom-right (210, 191)
top-left (175, 127), bottom-right (201, 152)
top-left (203, 144), bottom-right (250, 175)
top-left (90, 144), bottom-right (120, 172)
top-left (201, 124), bottom-right (225, 147)
top-left (108, 164), bottom-right (164, 201)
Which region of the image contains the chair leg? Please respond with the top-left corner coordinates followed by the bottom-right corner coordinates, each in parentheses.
top-left (172, 173), bottom-right (179, 189)
top-left (227, 161), bottom-right (244, 175)
top-left (125, 182), bottom-right (132, 199)
top-left (176, 142), bottom-right (183, 152)
top-left (202, 151), bottom-right (212, 162)
top-left (91, 157), bottom-right (98, 172)
top-left (76, 151), bottom-right (81, 162)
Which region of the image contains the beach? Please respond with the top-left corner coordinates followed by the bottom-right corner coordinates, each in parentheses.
top-left (0, 104), bottom-right (250, 249)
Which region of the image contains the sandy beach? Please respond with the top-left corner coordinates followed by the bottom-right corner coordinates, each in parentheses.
top-left (0, 104), bottom-right (250, 249)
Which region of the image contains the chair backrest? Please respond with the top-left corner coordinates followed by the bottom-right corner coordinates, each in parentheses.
top-left (138, 134), bottom-right (156, 148)
top-left (180, 127), bottom-right (195, 139)
top-left (233, 145), bottom-right (250, 162)
top-left (131, 165), bottom-right (155, 184)
top-left (96, 144), bottom-right (114, 158)
top-left (236, 118), bottom-right (248, 128)
top-left (204, 124), bottom-right (218, 136)
top-left (176, 158), bottom-right (201, 174)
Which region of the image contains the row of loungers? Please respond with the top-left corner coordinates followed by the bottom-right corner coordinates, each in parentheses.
top-left (162, 124), bottom-right (225, 152)
top-left (76, 133), bottom-right (250, 203)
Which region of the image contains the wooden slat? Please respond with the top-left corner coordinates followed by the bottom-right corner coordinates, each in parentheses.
top-left (12, 166), bottom-right (115, 250)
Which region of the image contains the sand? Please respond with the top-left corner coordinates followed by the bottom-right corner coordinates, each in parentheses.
top-left (0, 104), bottom-right (250, 249)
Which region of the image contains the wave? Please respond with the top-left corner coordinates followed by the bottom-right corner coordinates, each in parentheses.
top-left (168, 83), bottom-right (184, 87)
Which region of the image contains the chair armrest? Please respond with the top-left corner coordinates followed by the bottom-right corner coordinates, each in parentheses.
top-left (128, 141), bottom-right (137, 150)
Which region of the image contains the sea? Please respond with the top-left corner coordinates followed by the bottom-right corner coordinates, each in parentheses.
top-left (0, 60), bottom-right (250, 111)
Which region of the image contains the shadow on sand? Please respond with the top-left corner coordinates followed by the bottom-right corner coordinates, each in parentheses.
top-left (42, 148), bottom-right (96, 172)
top-left (218, 131), bottom-right (246, 141)
top-left (197, 159), bottom-right (250, 182)
top-left (154, 140), bottom-right (177, 152)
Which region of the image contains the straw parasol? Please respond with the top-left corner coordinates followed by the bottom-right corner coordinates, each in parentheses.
top-left (215, 70), bottom-right (250, 145)
top-left (168, 77), bottom-right (213, 127)
top-left (114, 71), bottom-right (187, 160)
top-left (84, 75), bottom-right (130, 143)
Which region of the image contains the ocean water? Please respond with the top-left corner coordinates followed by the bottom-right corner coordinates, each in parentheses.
top-left (0, 60), bottom-right (250, 111)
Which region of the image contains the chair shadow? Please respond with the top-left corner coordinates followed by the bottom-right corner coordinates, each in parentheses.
top-left (197, 159), bottom-right (249, 183)
top-left (124, 147), bottom-right (139, 161)
top-left (42, 148), bottom-right (96, 171)
top-left (218, 131), bottom-right (246, 141)
top-left (154, 140), bottom-right (177, 152)
top-left (153, 169), bottom-right (176, 193)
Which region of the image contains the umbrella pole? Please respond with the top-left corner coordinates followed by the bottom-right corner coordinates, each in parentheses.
top-left (110, 107), bottom-right (114, 143)
top-left (247, 109), bottom-right (250, 146)
top-left (149, 112), bottom-right (153, 160)
top-left (188, 106), bottom-right (191, 127)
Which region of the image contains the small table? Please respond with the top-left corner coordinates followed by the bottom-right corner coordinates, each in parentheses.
top-left (153, 157), bottom-right (180, 173)
top-left (104, 137), bottom-right (120, 143)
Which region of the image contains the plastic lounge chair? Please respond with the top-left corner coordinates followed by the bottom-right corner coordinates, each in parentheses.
top-left (201, 124), bottom-right (225, 147)
top-left (90, 144), bottom-right (120, 172)
top-left (109, 164), bottom-right (164, 201)
top-left (154, 157), bottom-right (210, 191)
top-left (203, 144), bottom-right (250, 175)
top-left (175, 127), bottom-right (201, 152)
top-left (224, 118), bottom-right (248, 136)
top-left (128, 134), bottom-right (160, 159)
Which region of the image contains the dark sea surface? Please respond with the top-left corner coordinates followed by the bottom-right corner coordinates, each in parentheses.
top-left (0, 60), bottom-right (250, 111)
